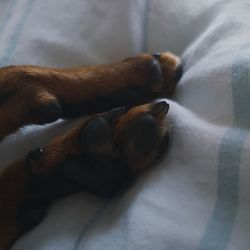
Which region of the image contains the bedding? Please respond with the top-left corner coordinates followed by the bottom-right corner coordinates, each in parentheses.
top-left (0, 0), bottom-right (250, 249)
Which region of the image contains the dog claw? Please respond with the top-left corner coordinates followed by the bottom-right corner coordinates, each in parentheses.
top-left (149, 59), bottom-right (162, 85)
top-left (150, 101), bottom-right (169, 116)
top-left (152, 53), bottom-right (161, 60)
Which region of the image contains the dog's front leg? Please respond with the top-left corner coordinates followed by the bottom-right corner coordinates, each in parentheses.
top-left (0, 52), bottom-right (181, 140)
top-left (0, 101), bottom-right (171, 249)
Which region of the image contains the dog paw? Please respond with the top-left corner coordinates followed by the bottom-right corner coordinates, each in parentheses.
top-left (25, 101), bottom-right (171, 199)
top-left (25, 107), bottom-right (131, 199)
top-left (115, 101), bottom-right (171, 170)
top-left (25, 108), bottom-right (125, 176)
top-left (50, 101), bottom-right (171, 197)
top-left (123, 52), bottom-right (181, 98)
top-left (151, 52), bottom-right (182, 96)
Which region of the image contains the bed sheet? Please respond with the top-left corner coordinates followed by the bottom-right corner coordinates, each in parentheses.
top-left (0, 0), bottom-right (250, 249)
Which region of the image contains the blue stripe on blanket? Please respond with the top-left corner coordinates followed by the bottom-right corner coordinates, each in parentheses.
top-left (0, 0), bottom-right (35, 66)
top-left (199, 58), bottom-right (249, 250)
top-left (199, 128), bottom-right (246, 250)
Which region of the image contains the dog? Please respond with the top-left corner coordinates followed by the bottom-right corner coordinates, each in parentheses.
top-left (0, 52), bottom-right (182, 249)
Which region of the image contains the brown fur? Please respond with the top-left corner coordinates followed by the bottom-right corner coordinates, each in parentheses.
top-left (0, 160), bottom-right (28, 250)
top-left (0, 52), bottom-right (181, 249)
top-left (0, 103), bottom-right (170, 249)
top-left (115, 102), bottom-right (170, 169)
top-left (0, 52), bottom-right (180, 140)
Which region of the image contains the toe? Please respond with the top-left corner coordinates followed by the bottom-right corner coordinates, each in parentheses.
top-left (152, 52), bottom-right (161, 60)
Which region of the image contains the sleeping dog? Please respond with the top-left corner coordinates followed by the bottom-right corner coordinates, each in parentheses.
top-left (0, 52), bottom-right (182, 250)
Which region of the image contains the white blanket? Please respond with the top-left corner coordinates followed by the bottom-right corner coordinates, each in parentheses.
top-left (0, 0), bottom-right (250, 249)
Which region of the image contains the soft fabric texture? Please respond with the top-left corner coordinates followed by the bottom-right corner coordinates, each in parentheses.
top-left (0, 0), bottom-right (250, 249)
